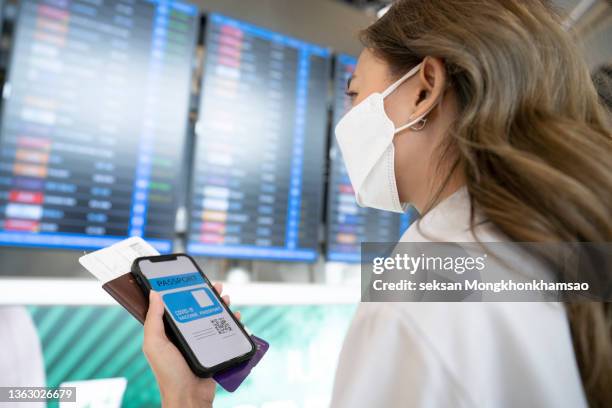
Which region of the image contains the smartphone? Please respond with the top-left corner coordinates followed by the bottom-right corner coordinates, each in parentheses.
top-left (131, 254), bottom-right (256, 377)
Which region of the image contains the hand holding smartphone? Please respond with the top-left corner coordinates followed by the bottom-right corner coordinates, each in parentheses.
top-left (132, 254), bottom-right (256, 377)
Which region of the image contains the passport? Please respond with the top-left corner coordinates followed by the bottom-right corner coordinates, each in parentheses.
top-left (103, 272), bottom-right (268, 392)
top-left (79, 237), bottom-right (268, 392)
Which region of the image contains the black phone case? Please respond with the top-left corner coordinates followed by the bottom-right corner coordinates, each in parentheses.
top-left (131, 253), bottom-right (256, 377)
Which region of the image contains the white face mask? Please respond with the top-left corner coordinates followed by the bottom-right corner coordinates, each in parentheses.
top-left (334, 62), bottom-right (434, 213)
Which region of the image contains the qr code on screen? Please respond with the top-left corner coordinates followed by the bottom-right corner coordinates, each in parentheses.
top-left (211, 317), bottom-right (232, 334)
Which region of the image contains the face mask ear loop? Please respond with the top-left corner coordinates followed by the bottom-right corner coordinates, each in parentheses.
top-left (394, 118), bottom-right (426, 134)
top-left (381, 62), bottom-right (423, 98)
top-left (393, 90), bottom-right (442, 134)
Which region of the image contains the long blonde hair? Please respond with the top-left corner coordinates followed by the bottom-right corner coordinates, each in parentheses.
top-left (361, 0), bottom-right (612, 406)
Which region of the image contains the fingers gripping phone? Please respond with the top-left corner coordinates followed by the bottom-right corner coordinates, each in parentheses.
top-left (132, 254), bottom-right (255, 377)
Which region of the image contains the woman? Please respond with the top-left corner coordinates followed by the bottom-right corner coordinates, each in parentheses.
top-left (143, 0), bottom-right (612, 406)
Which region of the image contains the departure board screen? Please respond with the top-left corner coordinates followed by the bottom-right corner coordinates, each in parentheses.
top-left (327, 54), bottom-right (416, 263)
top-left (187, 13), bottom-right (330, 261)
top-left (0, 0), bottom-right (198, 251)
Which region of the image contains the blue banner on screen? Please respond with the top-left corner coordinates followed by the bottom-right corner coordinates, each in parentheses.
top-left (149, 272), bottom-right (205, 291)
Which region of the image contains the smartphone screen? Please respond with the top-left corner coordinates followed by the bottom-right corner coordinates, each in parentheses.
top-left (138, 255), bottom-right (253, 369)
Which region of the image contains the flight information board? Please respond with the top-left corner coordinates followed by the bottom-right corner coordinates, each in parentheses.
top-left (327, 54), bottom-right (416, 263)
top-left (187, 13), bottom-right (330, 261)
top-left (0, 0), bottom-right (198, 251)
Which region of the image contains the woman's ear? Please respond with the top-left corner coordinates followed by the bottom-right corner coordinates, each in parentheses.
top-left (412, 56), bottom-right (447, 118)
top-left (383, 56), bottom-right (447, 131)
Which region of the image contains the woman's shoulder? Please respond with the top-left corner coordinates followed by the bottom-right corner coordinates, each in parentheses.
top-left (351, 302), bottom-right (569, 361)
top-left (351, 302), bottom-right (583, 407)
top-left (375, 301), bottom-right (567, 334)
top-left (355, 301), bottom-right (566, 334)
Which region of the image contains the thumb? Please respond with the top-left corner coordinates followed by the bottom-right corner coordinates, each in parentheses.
top-left (144, 291), bottom-right (167, 343)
